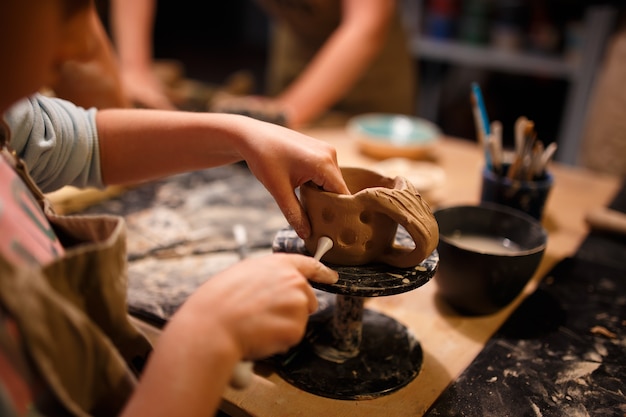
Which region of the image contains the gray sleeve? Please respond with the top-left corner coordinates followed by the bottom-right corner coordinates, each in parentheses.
top-left (2, 94), bottom-right (103, 193)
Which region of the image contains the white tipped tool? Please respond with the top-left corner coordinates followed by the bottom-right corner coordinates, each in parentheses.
top-left (313, 236), bottom-right (334, 261)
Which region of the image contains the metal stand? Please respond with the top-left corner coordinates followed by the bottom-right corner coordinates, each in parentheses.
top-left (272, 228), bottom-right (438, 400)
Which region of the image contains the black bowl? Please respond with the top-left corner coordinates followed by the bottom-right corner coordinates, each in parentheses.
top-left (434, 203), bottom-right (547, 315)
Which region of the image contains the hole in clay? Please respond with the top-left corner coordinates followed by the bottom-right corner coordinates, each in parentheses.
top-left (359, 211), bottom-right (371, 224)
top-left (339, 228), bottom-right (357, 246)
top-left (321, 208), bottom-right (335, 223)
top-left (364, 240), bottom-right (374, 250)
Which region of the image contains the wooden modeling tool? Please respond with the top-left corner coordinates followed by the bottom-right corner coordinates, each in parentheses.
top-left (488, 120), bottom-right (503, 174)
top-left (230, 361), bottom-right (254, 390)
top-left (585, 207), bottom-right (626, 236)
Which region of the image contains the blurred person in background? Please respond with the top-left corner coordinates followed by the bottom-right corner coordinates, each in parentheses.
top-left (69, 0), bottom-right (416, 127)
top-left (579, 16), bottom-right (626, 177)
top-left (48, 0), bottom-right (175, 110)
top-left (212, 0), bottom-right (416, 128)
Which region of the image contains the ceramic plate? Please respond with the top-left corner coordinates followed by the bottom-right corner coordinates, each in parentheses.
top-left (347, 113), bottom-right (442, 160)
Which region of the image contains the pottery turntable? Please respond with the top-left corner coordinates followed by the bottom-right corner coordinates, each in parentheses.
top-left (271, 227), bottom-right (438, 400)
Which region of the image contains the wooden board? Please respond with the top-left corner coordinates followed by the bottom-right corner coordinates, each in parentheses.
top-left (217, 128), bottom-right (622, 417)
top-left (61, 127), bottom-right (621, 417)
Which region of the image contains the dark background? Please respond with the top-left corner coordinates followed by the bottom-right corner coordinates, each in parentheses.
top-left (98, 0), bottom-right (625, 149)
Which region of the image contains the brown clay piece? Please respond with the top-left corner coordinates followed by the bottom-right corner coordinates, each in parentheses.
top-left (300, 167), bottom-right (438, 268)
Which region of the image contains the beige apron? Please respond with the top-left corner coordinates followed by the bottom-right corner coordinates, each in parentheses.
top-left (0, 137), bottom-right (152, 416)
top-left (261, 0), bottom-right (416, 116)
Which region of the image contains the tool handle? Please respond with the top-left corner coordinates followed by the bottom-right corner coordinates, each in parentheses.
top-left (230, 360), bottom-right (254, 389)
top-left (585, 207), bottom-right (626, 236)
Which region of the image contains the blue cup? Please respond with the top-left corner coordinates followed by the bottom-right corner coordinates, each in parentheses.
top-left (480, 164), bottom-right (553, 221)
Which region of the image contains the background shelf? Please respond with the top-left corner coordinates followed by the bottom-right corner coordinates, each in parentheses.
top-left (402, 0), bottom-right (620, 166)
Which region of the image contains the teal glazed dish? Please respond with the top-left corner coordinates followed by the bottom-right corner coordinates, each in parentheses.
top-left (348, 113), bottom-right (441, 160)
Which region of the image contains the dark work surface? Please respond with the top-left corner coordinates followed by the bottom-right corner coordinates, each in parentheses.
top-left (82, 164), bottom-right (287, 324)
top-left (426, 181), bottom-right (626, 417)
top-left (576, 181), bottom-right (626, 272)
top-left (96, 165), bottom-right (623, 415)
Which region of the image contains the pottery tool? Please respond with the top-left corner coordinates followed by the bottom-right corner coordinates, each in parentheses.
top-left (514, 116), bottom-right (529, 158)
top-left (470, 82), bottom-right (492, 170)
top-left (233, 223), bottom-right (249, 260)
top-left (471, 82), bottom-right (491, 140)
top-left (476, 113), bottom-right (557, 181)
top-left (537, 141), bottom-right (558, 175)
top-left (275, 236), bottom-right (334, 368)
top-left (272, 227), bottom-right (437, 400)
top-left (507, 119), bottom-right (557, 181)
top-left (585, 207), bottom-right (626, 236)
top-left (488, 120), bottom-right (503, 174)
top-left (528, 140), bottom-right (544, 180)
top-left (229, 232), bottom-right (333, 389)
top-left (230, 224), bottom-right (255, 390)
top-left (313, 236), bottom-right (334, 261)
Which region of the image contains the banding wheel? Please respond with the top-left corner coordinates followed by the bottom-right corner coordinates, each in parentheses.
top-left (271, 227), bottom-right (438, 400)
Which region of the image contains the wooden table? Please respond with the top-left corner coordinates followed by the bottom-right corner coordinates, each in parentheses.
top-left (81, 126), bottom-right (618, 417)
top-left (45, 123), bottom-right (619, 416)
top-left (204, 127), bottom-right (619, 417)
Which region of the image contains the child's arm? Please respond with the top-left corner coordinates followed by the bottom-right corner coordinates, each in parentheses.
top-left (5, 95), bottom-right (348, 238)
top-left (96, 108), bottom-right (349, 238)
top-left (120, 253), bottom-right (338, 417)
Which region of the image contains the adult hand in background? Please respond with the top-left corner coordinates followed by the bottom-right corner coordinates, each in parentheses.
top-left (210, 93), bottom-right (289, 126)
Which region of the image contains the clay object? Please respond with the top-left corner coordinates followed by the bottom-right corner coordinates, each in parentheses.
top-left (300, 167), bottom-right (439, 268)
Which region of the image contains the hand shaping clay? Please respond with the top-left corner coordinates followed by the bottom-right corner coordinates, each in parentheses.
top-left (300, 167), bottom-right (439, 268)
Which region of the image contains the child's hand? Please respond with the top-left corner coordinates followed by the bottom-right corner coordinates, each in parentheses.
top-left (128, 253), bottom-right (338, 414)
top-left (237, 121), bottom-right (350, 239)
top-left (173, 253), bottom-right (338, 360)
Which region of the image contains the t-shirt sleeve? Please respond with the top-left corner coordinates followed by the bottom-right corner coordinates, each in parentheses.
top-left (2, 94), bottom-right (103, 193)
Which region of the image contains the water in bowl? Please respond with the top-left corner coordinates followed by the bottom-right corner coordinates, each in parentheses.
top-left (445, 232), bottom-right (522, 255)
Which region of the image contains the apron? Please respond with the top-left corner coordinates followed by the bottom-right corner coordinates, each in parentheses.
top-left (0, 130), bottom-right (152, 416)
top-left (261, 0), bottom-right (416, 116)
